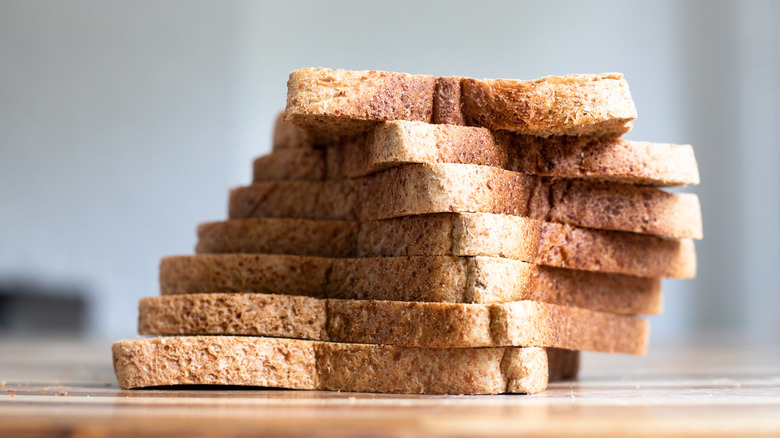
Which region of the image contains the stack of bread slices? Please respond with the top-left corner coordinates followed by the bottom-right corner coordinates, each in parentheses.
top-left (113, 68), bottom-right (701, 395)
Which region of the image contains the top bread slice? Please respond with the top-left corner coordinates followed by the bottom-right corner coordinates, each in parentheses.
top-left (265, 117), bottom-right (699, 187)
top-left (285, 68), bottom-right (637, 142)
top-left (231, 162), bottom-right (703, 240)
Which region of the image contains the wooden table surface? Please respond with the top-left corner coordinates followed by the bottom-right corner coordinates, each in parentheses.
top-left (1, 337), bottom-right (779, 437)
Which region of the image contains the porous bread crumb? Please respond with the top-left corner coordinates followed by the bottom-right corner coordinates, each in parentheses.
top-left (138, 293), bottom-right (649, 353)
top-left (197, 212), bottom-right (696, 279)
top-left (112, 336), bottom-right (579, 394)
top-left (260, 119), bottom-right (699, 187)
top-left (159, 253), bottom-right (664, 315)
top-left (229, 163), bottom-right (703, 240)
top-left (285, 68), bottom-right (636, 142)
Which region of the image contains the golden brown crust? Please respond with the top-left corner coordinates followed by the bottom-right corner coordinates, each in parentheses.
top-left (285, 68), bottom-right (636, 142)
top-left (158, 254), bottom-right (662, 315)
top-left (138, 293), bottom-right (648, 354)
top-left (230, 163), bottom-right (703, 240)
top-left (258, 119), bottom-right (699, 186)
top-left (113, 336), bottom-right (574, 394)
top-left (196, 212), bottom-right (694, 279)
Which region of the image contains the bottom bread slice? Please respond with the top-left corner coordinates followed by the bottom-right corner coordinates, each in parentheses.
top-left (112, 336), bottom-right (579, 394)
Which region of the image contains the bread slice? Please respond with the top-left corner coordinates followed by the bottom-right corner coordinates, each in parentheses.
top-left (230, 163), bottom-right (703, 240)
top-left (255, 148), bottom-right (326, 181)
top-left (285, 68), bottom-right (636, 142)
top-left (272, 111), bottom-right (314, 151)
top-left (196, 213), bottom-right (695, 279)
top-left (197, 216), bottom-right (360, 258)
top-left (139, 293), bottom-right (648, 353)
top-left (260, 119), bottom-right (699, 187)
top-left (159, 254), bottom-right (661, 315)
top-left (113, 336), bottom-right (578, 394)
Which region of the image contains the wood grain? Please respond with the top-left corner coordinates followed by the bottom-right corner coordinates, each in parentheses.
top-left (1, 338), bottom-right (779, 437)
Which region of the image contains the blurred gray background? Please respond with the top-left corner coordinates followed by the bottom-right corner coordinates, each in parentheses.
top-left (0, 0), bottom-right (778, 343)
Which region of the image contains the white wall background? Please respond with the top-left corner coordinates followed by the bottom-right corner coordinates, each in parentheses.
top-left (1, 0), bottom-right (778, 343)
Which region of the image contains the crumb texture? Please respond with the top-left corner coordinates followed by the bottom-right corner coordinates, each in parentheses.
top-left (139, 293), bottom-right (648, 353)
top-left (260, 119), bottom-right (699, 187)
top-left (285, 68), bottom-right (637, 142)
top-left (231, 163), bottom-right (702, 240)
top-left (197, 213), bottom-right (695, 279)
top-left (159, 253), bottom-right (663, 314)
top-left (113, 336), bottom-right (576, 394)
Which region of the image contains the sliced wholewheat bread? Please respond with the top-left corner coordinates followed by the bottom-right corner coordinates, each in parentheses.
top-left (159, 254), bottom-right (661, 315)
top-left (259, 119), bottom-right (699, 186)
top-left (231, 163), bottom-right (703, 240)
top-left (272, 111), bottom-right (314, 151)
top-left (139, 293), bottom-right (648, 353)
top-left (196, 213), bottom-right (695, 279)
top-left (255, 148), bottom-right (326, 181)
top-left (197, 216), bottom-right (359, 258)
top-left (285, 68), bottom-right (636, 142)
top-left (112, 336), bottom-right (578, 394)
